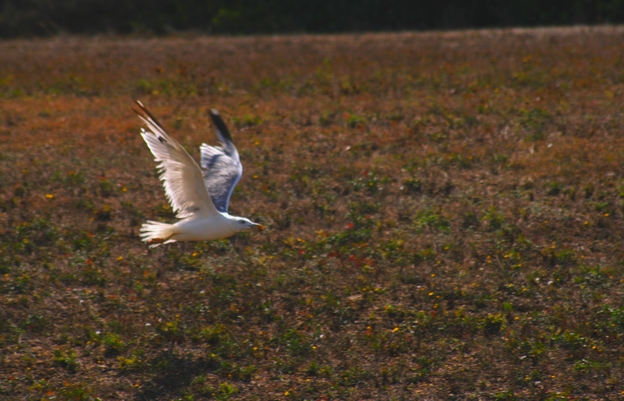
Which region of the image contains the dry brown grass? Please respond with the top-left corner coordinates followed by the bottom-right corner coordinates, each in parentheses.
top-left (2, 26), bottom-right (624, 400)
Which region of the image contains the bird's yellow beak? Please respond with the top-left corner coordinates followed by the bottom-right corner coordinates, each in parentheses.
top-left (256, 224), bottom-right (264, 231)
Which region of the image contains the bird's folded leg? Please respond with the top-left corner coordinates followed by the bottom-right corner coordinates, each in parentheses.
top-left (147, 234), bottom-right (173, 245)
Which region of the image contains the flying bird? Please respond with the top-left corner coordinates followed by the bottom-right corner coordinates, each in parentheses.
top-left (134, 101), bottom-right (263, 247)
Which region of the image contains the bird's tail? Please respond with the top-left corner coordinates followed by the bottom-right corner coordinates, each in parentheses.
top-left (140, 221), bottom-right (177, 248)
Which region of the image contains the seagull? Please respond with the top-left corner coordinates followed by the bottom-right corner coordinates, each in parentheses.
top-left (133, 101), bottom-right (263, 247)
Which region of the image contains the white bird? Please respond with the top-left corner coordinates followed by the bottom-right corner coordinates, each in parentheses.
top-left (134, 101), bottom-right (263, 247)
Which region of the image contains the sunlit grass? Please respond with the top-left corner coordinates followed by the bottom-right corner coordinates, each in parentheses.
top-left (1, 27), bottom-right (624, 399)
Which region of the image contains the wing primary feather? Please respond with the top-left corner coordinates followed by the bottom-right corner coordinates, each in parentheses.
top-left (135, 101), bottom-right (219, 219)
top-left (134, 100), bottom-right (166, 132)
top-left (209, 109), bottom-right (234, 145)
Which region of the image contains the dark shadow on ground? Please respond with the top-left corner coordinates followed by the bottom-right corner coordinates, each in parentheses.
top-left (136, 351), bottom-right (220, 400)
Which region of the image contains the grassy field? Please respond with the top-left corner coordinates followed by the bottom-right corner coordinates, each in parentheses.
top-left (1, 26), bottom-right (624, 400)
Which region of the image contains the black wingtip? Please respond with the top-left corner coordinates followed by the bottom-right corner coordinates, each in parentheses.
top-left (131, 100), bottom-right (143, 117)
top-left (133, 100), bottom-right (165, 129)
top-left (209, 108), bottom-right (233, 143)
top-left (133, 100), bottom-right (146, 117)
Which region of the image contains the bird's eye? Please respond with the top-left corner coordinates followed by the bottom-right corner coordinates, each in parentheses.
top-left (239, 221), bottom-right (245, 224)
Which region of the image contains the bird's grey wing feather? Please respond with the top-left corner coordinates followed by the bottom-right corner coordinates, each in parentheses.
top-left (209, 109), bottom-right (239, 161)
top-left (200, 144), bottom-right (242, 214)
top-left (200, 109), bottom-right (243, 214)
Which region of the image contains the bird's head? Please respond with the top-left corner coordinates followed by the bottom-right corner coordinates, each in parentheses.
top-left (233, 217), bottom-right (264, 232)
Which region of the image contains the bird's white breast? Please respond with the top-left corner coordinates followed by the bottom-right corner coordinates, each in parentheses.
top-left (172, 214), bottom-right (236, 241)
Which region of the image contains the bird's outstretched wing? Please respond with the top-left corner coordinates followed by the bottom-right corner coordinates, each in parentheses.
top-left (134, 101), bottom-right (219, 219)
top-left (200, 109), bottom-right (243, 214)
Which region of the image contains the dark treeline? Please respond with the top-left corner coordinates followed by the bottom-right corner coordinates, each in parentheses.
top-left (2, 0), bottom-right (624, 38)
